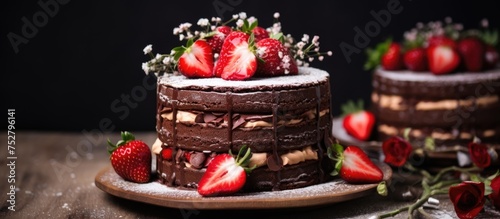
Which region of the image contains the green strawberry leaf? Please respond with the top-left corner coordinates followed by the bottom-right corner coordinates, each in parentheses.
top-left (364, 38), bottom-right (392, 70)
top-left (340, 99), bottom-right (365, 117)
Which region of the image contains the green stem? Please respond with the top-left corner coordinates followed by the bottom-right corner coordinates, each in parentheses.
top-left (429, 166), bottom-right (482, 185)
top-left (378, 206), bottom-right (409, 218)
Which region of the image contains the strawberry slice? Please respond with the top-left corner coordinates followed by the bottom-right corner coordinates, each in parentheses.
top-left (328, 144), bottom-right (383, 184)
top-left (341, 100), bottom-right (375, 141)
top-left (107, 131), bottom-right (152, 183)
top-left (255, 38), bottom-right (298, 76)
top-left (197, 146), bottom-right (255, 196)
top-left (207, 26), bottom-right (232, 53)
top-left (177, 39), bottom-right (214, 78)
top-left (427, 44), bottom-right (460, 75)
top-left (457, 37), bottom-right (485, 72)
top-left (381, 42), bottom-right (403, 70)
top-left (214, 31), bottom-right (257, 80)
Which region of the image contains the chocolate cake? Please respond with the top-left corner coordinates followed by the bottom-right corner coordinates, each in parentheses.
top-left (151, 67), bottom-right (333, 191)
top-left (372, 67), bottom-right (500, 147)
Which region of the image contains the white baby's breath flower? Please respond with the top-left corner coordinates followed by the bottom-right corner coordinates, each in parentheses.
top-left (247, 16), bottom-right (257, 25)
top-left (170, 50), bottom-right (176, 55)
top-left (314, 47), bottom-right (320, 52)
top-left (481, 19), bottom-right (489, 28)
top-left (238, 12), bottom-right (247, 19)
top-left (179, 34), bottom-right (185, 41)
top-left (312, 35), bottom-right (320, 44)
top-left (301, 34), bottom-right (309, 43)
top-left (173, 27), bottom-right (180, 35)
top-left (197, 18), bottom-right (209, 27)
top-left (232, 14), bottom-right (239, 19)
top-left (143, 44), bottom-right (152, 55)
top-left (236, 19), bottom-right (244, 28)
top-left (308, 57), bottom-right (314, 62)
top-left (214, 53), bottom-right (219, 59)
top-left (318, 56), bottom-right (324, 61)
top-left (445, 17), bottom-right (452, 24)
top-left (211, 25), bottom-right (216, 31)
top-left (327, 51), bottom-right (333, 56)
top-left (273, 12), bottom-right (280, 19)
top-left (162, 57), bottom-right (171, 65)
top-left (142, 62), bottom-right (150, 75)
top-left (296, 41), bottom-right (306, 49)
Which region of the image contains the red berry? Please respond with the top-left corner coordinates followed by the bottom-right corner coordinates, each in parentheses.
top-left (255, 38), bottom-right (298, 76)
top-left (252, 26), bottom-right (269, 42)
top-left (207, 26), bottom-right (232, 53)
top-left (107, 132), bottom-right (151, 183)
top-left (161, 148), bottom-right (173, 161)
top-left (178, 40), bottom-right (214, 78)
top-left (331, 145), bottom-right (383, 184)
top-left (403, 47), bottom-right (427, 71)
top-left (484, 45), bottom-right (500, 70)
top-left (213, 31), bottom-right (257, 80)
top-left (427, 44), bottom-right (460, 75)
top-left (457, 37), bottom-right (485, 72)
top-left (381, 43), bottom-right (403, 70)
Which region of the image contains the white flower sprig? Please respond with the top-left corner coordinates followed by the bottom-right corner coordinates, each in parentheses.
top-left (141, 11), bottom-right (333, 76)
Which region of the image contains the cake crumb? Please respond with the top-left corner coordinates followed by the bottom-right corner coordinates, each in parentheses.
top-left (62, 203), bottom-right (71, 210)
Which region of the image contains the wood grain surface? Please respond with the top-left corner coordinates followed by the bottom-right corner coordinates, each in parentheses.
top-left (1, 132), bottom-right (499, 219)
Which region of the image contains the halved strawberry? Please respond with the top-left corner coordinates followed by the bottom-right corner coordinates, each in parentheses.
top-left (427, 35), bottom-right (457, 48)
top-left (207, 26), bottom-right (232, 53)
top-left (255, 38), bottom-right (298, 76)
top-left (457, 37), bottom-right (485, 72)
top-left (403, 47), bottom-right (427, 71)
top-left (197, 146), bottom-right (255, 196)
top-left (381, 42), bottom-right (403, 70)
top-left (341, 100), bottom-right (375, 141)
top-left (107, 131), bottom-right (152, 183)
top-left (252, 26), bottom-right (269, 42)
top-left (214, 31), bottom-right (257, 80)
top-left (328, 144), bottom-right (383, 184)
top-left (177, 39), bottom-right (214, 78)
top-left (427, 44), bottom-right (460, 75)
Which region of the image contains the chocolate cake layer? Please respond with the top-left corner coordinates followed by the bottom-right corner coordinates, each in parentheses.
top-left (155, 67), bottom-right (333, 191)
top-left (372, 67), bottom-right (500, 146)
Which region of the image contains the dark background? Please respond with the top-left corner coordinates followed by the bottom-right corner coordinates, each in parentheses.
top-left (2, 0), bottom-right (499, 132)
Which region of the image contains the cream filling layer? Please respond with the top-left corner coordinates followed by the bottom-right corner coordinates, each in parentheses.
top-left (378, 124), bottom-right (496, 140)
top-left (161, 109), bottom-right (329, 128)
top-left (372, 93), bottom-right (499, 111)
top-left (248, 146), bottom-right (318, 168)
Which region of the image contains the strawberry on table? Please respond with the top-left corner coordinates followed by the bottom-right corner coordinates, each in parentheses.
top-left (255, 38), bottom-right (298, 76)
top-left (213, 31), bottom-right (257, 80)
top-left (457, 37), bottom-right (485, 72)
top-left (197, 146), bottom-right (255, 196)
top-left (341, 100), bottom-right (375, 141)
top-left (175, 39), bottom-right (214, 78)
top-left (107, 131), bottom-right (152, 183)
top-left (328, 144), bottom-right (383, 184)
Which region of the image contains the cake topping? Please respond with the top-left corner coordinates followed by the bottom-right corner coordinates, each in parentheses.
top-left (365, 18), bottom-right (499, 74)
top-left (328, 143), bottom-right (383, 184)
top-left (141, 12), bottom-right (332, 80)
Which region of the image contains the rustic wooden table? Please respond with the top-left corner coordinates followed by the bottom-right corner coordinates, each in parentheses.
top-left (1, 132), bottom-right (499, 219)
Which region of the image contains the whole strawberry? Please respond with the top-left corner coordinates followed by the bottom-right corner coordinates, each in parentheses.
top-left (252, 26), bottom-right (269, 42)
top-left (457, 37), bottom-right (485, 72)
top-left (255, 38), bottom-right (298, 76)
top-left (207, 26), bottom-right (232, 53)
top-left (403, 47), bottom-right (427, 71)
top-left (484, 45), bottom-right (499, 70)
top-left (381, 42), bottom-right (404, 70)
top-left (107, 131), bottom-right (151, 183)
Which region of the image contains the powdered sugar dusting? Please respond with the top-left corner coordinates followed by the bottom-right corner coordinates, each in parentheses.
top-left (159, 67), bottom-right (329, 90)
top-left (377, 67), bottom-right (500, 83)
